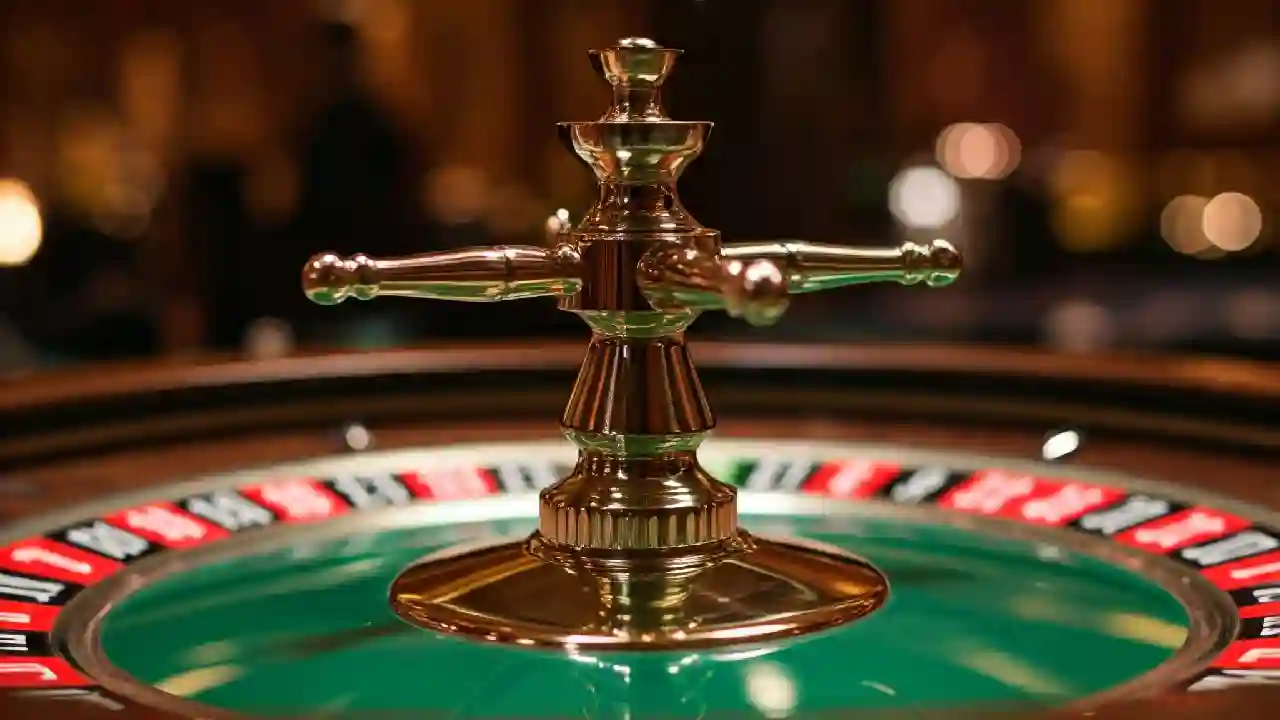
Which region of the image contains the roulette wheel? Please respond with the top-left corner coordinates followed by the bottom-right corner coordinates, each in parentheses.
top-left (1, 39), bottom-right (1278, 719)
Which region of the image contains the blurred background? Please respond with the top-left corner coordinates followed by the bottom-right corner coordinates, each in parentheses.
top-left (0, 0), bottom-right (1276, 373)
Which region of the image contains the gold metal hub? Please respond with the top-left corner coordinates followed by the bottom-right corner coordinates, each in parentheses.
top-left (303, 37), bottom-right (960, 652)
top-left (390, 534), bottom-right (889, 650)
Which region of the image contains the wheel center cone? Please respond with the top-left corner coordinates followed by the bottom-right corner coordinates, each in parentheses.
top-left (389, 532), bottom-right (889, 650)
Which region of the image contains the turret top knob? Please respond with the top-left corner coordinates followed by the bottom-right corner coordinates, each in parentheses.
top-left (616, 37), bottom-right (660, 48)
top-left (590, 38), bottom-right (683, 121)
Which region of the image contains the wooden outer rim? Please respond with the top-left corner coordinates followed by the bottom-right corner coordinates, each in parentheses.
top-left (3, 341), bottom-right (1279, 412)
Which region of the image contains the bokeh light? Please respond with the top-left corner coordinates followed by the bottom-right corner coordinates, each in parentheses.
top-left (1202, 192), bottom-right (1263, 251)
top-left (1224, 289), bottom-right (1280, 341)
top-left (1161, 192), bottom-right (1265, 257)
top-left (242, 317), bottom-right (296, 360)
top-left (1043, 299), bottom-right (1116, 354)
top-left (424, 166), bottom-right (487, 224)
top-left (1041, 430), bottom-right (1082, 462)
top-left (0, 178), bottom-right (43, 267)
top-left (745, 661), bottom-right (798, 719)
top-left (544, 208), bottom-right (571, 242)
top-left (888, 166), bottom-right (961, 229)
top-left (1048, 151), bottom-right (1134, 252)
top-left (1159, 195), bottom-right (1212, 255)
top-left (936, 123), bottom-right (1021, 180)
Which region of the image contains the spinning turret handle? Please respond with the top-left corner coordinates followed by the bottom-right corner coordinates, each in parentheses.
top-left (303, 36), bottom-right (960, 325)
top-left (639, 238), bottom-right (960, 327)
top-left (302, 235), bottom-right (958, 325)
top-left (302, 245), bottom-right (583, 305)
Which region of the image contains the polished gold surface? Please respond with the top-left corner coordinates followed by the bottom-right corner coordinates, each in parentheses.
top-left (301, 245), bottom-right (583, 304)
top-left (723, 238), bottom-right (962, 292)
top-left (391, 535), bottom-right (889, 650)
top-left (301, 38), bottom-right (960, 650)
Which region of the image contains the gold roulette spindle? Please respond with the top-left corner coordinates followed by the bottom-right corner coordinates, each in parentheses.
top-left (301, 37), bottom-right (962, 651)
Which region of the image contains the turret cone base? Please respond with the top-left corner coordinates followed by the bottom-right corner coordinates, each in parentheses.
top-left (389, 532), bottom-right (889, 651)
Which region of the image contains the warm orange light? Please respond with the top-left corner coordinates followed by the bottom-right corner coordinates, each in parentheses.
top-left (0, 179), bottom-right (43, 267)
top-left (1203, 192), bottom-right (1264, 251)
top-left (1159, 195), bottom-right (1212, 255)
top-left (936, 123), bottom-right (1021, 180)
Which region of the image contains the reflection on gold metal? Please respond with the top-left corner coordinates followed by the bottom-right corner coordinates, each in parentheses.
top-left (391, 536), bottom-right (887, 650)
top-left (302, 38), bottom-right (961, 650)
top-left (302, 245), bottom-right (584, 303)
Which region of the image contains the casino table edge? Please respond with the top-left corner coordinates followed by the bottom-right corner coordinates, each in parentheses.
top-left (4, 341), bottom-right (1279, 411)
top-left (2, 342), bottom-right (1278, 469)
